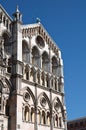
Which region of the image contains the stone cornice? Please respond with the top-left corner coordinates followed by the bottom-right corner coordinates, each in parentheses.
top-left (0, 4), bottom-right (12, 22)
top-left (22, 23), bottom-right (60, 57)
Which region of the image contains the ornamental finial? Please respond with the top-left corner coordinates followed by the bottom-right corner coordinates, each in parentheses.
top-left (36, 18), bottom-right (41, 23)
top-left (16, 5), bottom-right (20, 13)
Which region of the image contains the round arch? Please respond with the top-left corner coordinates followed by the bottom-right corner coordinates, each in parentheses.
top-left (32, 46), bottom-right (41, 67)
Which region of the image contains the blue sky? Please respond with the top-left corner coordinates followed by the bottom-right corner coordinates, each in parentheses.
top-left (1, 0), bottom-right (86, 120)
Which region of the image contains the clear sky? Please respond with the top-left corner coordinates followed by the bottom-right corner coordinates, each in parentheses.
top-left (0, 0), bottom-right (86, 120)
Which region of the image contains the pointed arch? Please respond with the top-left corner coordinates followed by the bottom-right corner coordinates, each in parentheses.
top-left (52, 97), bottom-right (63, 110)
top-left (5, 78), bottom-right (12, 91)
top-left (37, 92), bottom-right (51, 108)
top-left (52, 97), bottom-right (64, 118)
top-left (23, 86), bottom-right (35, 104)
top-left (2, 30), bottom-right (11, 55)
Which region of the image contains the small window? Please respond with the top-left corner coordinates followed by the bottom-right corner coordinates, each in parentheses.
top-left (70, 124), bottom-right (73, 128)
top-left (80, 122), bottom-right (83, 126)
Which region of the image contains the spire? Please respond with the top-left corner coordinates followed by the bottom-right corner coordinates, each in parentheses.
top-left (16, 5), bottom-right (20, 13)
top-left (13, 5), bottom-right (22, 23)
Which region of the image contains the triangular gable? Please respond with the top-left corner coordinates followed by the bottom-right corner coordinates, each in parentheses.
top-left (22, 23), bottom-right (59, 55)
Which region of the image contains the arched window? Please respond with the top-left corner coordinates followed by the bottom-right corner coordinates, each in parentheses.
top-left (37, 71), bottom-right (40, 84)
top-left (52, 56), bottom-right (58, 76)
top-left (51, 78), bottom-right (53, 88)
top-left (24, 106), bottom-right (29, 122)
top-left (58, 84), bottom-right (61, 92)
top-left (32, 46), bottom-right (40, 67)
top-left (41, 110), bottom-right (46, 124)
top-left (31, 107), bottom-right (35, 122)
top-left (25, 66), bottom-right (29, 80)
top-left (46, 75), bottom-right (49, 88)
top-left (47, 112), bottom-right (50, 125)
top-left (22, 40), bottom-right (30, 63)
top-left (7, 58), bottom-right (12, 73)
top-left (5, 99), bottom-right (9, 116)
top-left (37, 109), bottom-right (41, 124)
top-left (54, 114), bottom-right (58, 127)
top-left (55, 79), bottom-right (57, 90)
top-left (2, 32), bottom-right (11, 54)
top-left (41, 72), bottom-right (45, 86)
top-left (59, 117), bottom-right (62, 127)
top-left (26, 71), bottom-right (29, 80)
top-left (42, 52), bottom-right (50, 72)
top-left (30, 68), bottom-right (34, 82)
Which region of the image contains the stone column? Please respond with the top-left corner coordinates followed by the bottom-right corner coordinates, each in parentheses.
top-left (28, 36), bottom-right (32, 64)
top-left (34, 84), bottom-right (38, 130)
top-left (50, 89), bottom-right (53, 130)
top-left (49, 47), bottom-right (52, 73)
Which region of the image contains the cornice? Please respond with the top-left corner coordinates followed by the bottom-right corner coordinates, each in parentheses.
top-left (0, 4), bottom-right (13, 22)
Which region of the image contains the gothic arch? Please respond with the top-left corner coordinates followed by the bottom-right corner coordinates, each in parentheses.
top-left (52, 97), bottom-right (64, 118)
top-left (0, 78), bottom-right (11, 93)
top-left (5, 78), bottom-right (12, 91)
top-left (52, 97), bottom-right (63, 110)
top-left (1, 29), bottom-right (11, 38)
top-left (37, 92), bottom-right (51, 108)
top-left (23, 86), bottom-right (35, 104)
top-left (2, 30), bottom-right (11, 55)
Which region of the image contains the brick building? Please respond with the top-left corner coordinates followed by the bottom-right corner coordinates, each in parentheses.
top-left (67, 117), bottom-right (86, 130)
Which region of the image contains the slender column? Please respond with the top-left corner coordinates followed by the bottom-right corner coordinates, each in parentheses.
top-left (40, 111), bottom-right (42, 124)
top-left (34, 84), bottom-right (38, 130)
top-left (34, 70), bottom-right (37, 83)
top-left (28, 36), bottom-right (32, 64)
top-left (22, 106), bottom-right (25, 121)
top-left (28, 67), bottom-right (30, 80)
top-left (53, 78), bottom-right (55, 90)
top-left (50, 89), bottom-right (53, 130)
top-left (29, 108), bottom-right (31, 122)
top-left (49, 47), bottom-right (52, 73)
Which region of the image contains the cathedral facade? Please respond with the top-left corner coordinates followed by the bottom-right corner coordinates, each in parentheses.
top-left (0, 4), bottom-right (67, 130)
